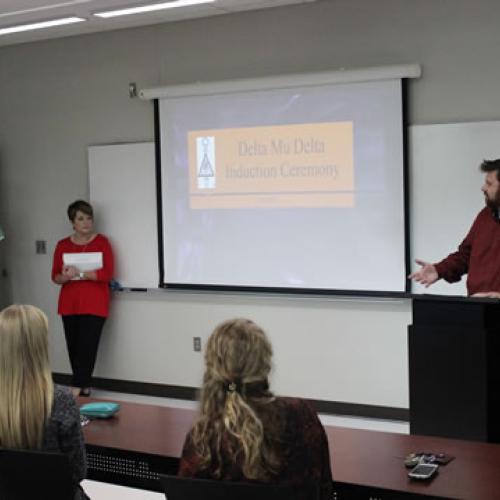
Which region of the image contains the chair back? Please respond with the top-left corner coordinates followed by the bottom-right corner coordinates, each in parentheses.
top-left (0, 448), bottom-right (74, 500)
top-left (159, 474), bottom-right (319, 500)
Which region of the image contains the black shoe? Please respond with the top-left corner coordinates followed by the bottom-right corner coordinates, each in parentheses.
top-left (79, 388), bottom-right (91, 397)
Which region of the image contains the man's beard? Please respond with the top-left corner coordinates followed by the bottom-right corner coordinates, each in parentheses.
top-left (485, 190), bottom-right (500, 212)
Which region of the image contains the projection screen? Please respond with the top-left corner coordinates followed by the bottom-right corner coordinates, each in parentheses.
top-left (153, 66), bottom-right (419, 293)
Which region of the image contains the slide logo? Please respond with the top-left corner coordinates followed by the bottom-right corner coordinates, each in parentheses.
top-left (196, 136), bottom-right (216, 189)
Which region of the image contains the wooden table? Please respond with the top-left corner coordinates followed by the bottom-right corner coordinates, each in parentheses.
top-left (327, 426), bottom-right (500, 499)
top-left (81, 398), bottom-right (500, 499)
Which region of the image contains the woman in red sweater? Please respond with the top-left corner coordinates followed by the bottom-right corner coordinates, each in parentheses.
top-left (52, 200), bottom-right (114, 397)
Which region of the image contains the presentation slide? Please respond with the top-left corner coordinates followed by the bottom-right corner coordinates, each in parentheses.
top-left (188, 122), bottom-right (354, 209)
top-left (159, 77), bottom-right (406, 292)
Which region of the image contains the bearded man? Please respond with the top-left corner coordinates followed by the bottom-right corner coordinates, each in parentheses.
top-left (410, 159), bottom-right (500, 298)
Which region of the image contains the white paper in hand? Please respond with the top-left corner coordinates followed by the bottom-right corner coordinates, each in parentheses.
top-left (63, 252), bottom-right (103, 272)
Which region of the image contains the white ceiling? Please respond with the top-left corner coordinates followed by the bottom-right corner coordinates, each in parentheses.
top-left (0, 0), bottom-right (315, 47)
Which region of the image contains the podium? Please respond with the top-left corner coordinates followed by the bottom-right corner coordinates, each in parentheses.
top-left (409, 295), bottom-right (500, 442)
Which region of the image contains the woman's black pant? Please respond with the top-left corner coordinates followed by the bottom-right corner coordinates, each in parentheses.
top-left (62, 314), bottom-right (106, 388)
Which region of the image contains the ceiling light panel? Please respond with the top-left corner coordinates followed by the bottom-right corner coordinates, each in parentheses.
top-left (93, 0), bottom-right (215, 18)
top-left (0, 16), bottom-right (85, 36)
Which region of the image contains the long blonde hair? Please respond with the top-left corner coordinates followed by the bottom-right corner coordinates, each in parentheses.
top-left (0, 304), bottom-right (54, 449)
top-left (190, 318), bottom-right (282, 480)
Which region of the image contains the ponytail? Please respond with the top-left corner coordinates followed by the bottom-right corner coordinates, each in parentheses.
top-left (189, 319), bottom-right (281, 480)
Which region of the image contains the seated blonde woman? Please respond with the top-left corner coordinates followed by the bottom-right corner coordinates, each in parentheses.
top-left (178, 318), bottom-right (332, 499)
top-left (0, 304), bottom-right (88, 500)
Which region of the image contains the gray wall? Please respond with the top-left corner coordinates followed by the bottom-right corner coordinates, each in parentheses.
top-left (1, 0), bottom-right (498, 410)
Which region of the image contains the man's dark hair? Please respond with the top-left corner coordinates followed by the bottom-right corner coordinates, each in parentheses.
top-left (67, 200), bottom-right (93, 222)
top-left (480, 159), bottom-right (500, 181)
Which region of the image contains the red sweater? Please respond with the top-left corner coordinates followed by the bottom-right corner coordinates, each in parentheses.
top-left (178, 397), bottom-right (332, 500)
top-left (434, 207), bottom-right (500, 295)
top-left (52, 234), bottom-right (114, 317)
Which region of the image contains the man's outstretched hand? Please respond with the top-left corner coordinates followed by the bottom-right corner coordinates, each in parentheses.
top-left (408, 259), bottom-right (439, 288)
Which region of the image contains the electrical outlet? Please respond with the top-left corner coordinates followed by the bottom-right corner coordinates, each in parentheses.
top-left (35, 240), bottom-right (46, 254)
top-left (193, 337), bottom-right (202, 352)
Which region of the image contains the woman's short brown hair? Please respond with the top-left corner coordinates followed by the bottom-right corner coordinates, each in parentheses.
top-left (67, 200), bottom-right (93, 222)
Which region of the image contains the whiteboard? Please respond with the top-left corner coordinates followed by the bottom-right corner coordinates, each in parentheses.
top-left (409, 121), bottom-right (500, 295)
top-left (86, 121), bottom-right (500, 294)
top-left (88, 143), bottom-right (158, 288)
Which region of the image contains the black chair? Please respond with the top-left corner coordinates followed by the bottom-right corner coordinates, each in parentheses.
top-left (0, 448), bottom-right (75, 500)
top-left (159, 474), bottom-right (319, 500)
